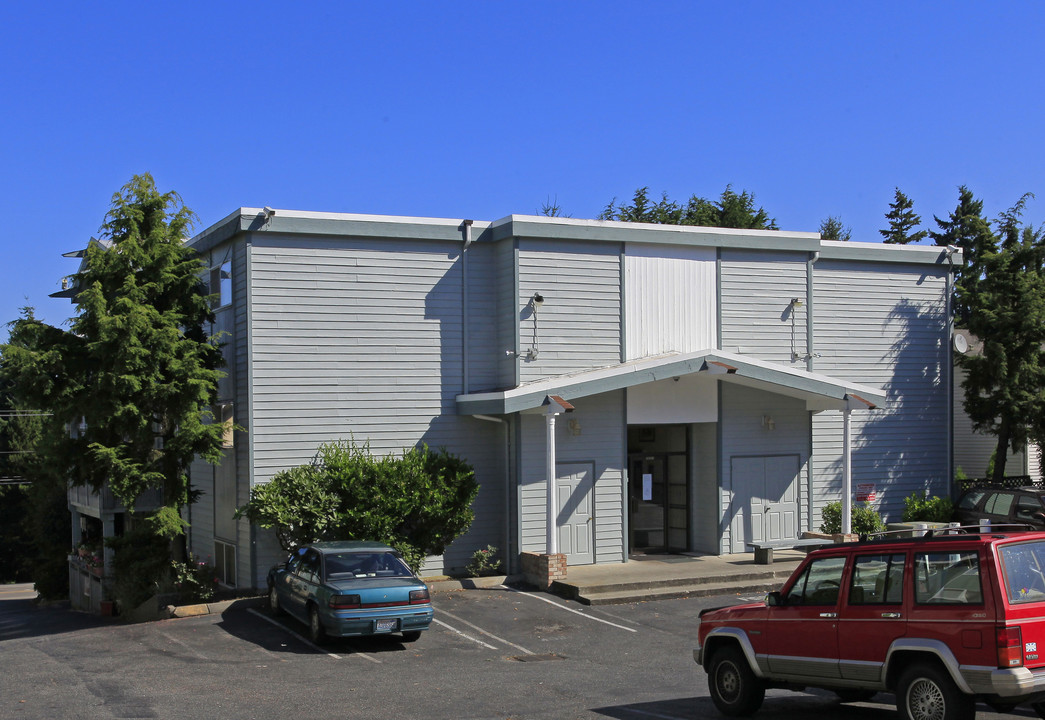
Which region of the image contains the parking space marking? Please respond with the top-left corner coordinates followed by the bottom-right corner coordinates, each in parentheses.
top-left (431, 618), bottom-right (499, 650)
top-left (246, 609), bottom-right (381, 664)
top-left (435, 607), bottom-right (534, 655)
top-left (501, 586), bottom-right (638, 633)
top-left (160, 631), bottom-right (209, 661)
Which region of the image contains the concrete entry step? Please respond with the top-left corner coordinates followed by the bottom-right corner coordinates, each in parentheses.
top-left (549, 550), bottom-right (807, 606)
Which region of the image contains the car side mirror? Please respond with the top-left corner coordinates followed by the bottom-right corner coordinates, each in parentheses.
top-left (765, 591), bottom-right (784, 607)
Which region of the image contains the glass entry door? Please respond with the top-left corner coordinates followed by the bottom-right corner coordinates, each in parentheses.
top-left (629, 453), bottom-right (688, 553)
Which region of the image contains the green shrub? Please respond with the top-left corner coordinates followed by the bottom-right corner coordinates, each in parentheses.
top-left (465, 545), bottom-right (503, 577)
top-left (820, 501), bottom-right (885, 535)
top-left (902, 491), bottom-right (954, 523)
top-left (238, 440), bottom-right (479, 574)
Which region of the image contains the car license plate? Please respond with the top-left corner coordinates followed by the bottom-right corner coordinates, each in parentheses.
top-left (376, 619), bottom-right (397, 632)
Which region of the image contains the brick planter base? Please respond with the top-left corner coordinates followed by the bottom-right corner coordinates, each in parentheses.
top-left (520, 552), bottom-right (567, 590)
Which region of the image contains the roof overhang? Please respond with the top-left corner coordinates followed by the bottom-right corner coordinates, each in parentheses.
top-left (456, 349), bottom-right (886, 416)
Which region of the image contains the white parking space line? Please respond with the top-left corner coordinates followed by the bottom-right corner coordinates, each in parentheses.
top-left (620, 708), bottom-right (688, 720)
top-left (431, 618), bottom-right (499, 650)
top-left (246, 609), bottom-right (381, 664)
top-left (500, 586), bottom-right (638, 633)
top-left (435, 607), bottom-right (535, 655)
top-left (160, 631), bottom-right (209, 661)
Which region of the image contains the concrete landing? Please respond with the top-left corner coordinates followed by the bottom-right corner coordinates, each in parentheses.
top-left (551, 551), bottom-right (807, 605)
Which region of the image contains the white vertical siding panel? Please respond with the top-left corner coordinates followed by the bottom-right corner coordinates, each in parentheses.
top-left (624, 243), bottom-right (716, 360)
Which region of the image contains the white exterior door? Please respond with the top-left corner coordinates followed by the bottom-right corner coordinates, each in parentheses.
top-left (556, 462), bottom-right (595, 565)
top-left (730, 455), bottom-right (800, 553)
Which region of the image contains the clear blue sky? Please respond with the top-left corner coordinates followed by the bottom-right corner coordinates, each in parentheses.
top-left (3, 1), bottom-right (1044, 339)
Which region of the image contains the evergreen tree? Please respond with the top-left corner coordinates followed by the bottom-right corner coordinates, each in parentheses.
top-left (819, 216), bottom-right (852, 242)
top-left (956, 193), bottom-right (1045, 481)
top-left (600, 185), bottom-right (777, 229)
top-left (2, 175), bottom-right (225, 546)
top-left (930, 186), bottom-right (993, 323)
top-left (880, 188), bottom-right (928, 245)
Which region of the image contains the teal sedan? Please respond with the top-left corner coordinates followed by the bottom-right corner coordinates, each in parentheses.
top-left (266, 541), bottom-right (433, 644)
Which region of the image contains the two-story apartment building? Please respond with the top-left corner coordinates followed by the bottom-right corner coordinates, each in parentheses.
top-left (184, 209), bottom-right (955, 588)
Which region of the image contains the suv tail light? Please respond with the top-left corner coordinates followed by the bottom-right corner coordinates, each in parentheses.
top-left (998, 626), bottom-right (1024, 668)
top-left (409, 589), bottom-right (430, 605)
top-left (329, 594), bottom-right (361, 609)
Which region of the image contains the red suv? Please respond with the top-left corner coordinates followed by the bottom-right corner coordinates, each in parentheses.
top-left (696, 530), bottom-right (1045, 719)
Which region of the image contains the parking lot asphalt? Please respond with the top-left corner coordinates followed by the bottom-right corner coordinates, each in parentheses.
top-left (1, 582), bottom-right (1038, 720)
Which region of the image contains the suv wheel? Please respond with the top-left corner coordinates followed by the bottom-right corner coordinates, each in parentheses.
top-left (897, 663), bottom-right (974, 720)
top-left (707, 645), bottom-right (765, 717)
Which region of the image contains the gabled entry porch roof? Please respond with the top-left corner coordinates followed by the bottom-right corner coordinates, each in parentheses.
top-left (455, 349), bottom-right (886, 416)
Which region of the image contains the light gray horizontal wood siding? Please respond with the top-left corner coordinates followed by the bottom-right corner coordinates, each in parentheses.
top-left (496, 240), bottom-right (518, 388)
top-left (952, 365), bottom-right (1026, 478)
top-left (719, 384), bottom-right (811, 553)
top-left (720, 249), bottom-right (809, 365)
top-left (517, 239), bottom-right (622, 383)
top-left (246, 235), bottom-right (506, 578)
top-left (810, 259), bottom-right (949, 526)
top-left (518, 390), bottom-right (625, 564)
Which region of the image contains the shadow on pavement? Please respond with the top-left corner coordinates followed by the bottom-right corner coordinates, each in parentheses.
top-left (215, 603), bottom-right (423, 658)
top-left (0, 583), bottom-right (111, 642)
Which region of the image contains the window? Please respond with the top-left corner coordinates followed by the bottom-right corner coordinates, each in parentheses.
top-left (210, 260), bottom-right (232, 309)
top-left (1015, 496), bottom-right (1043, 522)
top-left (785, 556), bottom-right (847, 605)
top-left (999, 541), bottom-right (1045, 603)
top-left (985, 492), bottom-right (1015, 516)
top-left (850, 553), bottom-right (905, 604)
top-left (957, 490), bottom-right (984, 511)
top-left (214, 540), bottom-right (236, 587)
top-left (915, 550), bottom-right (982, 604)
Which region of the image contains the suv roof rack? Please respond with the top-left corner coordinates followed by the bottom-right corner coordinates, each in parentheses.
top-left (856, 523), bottom-right (1036, 543)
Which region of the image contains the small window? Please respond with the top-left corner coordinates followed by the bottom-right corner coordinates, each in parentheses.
top-left (214, 540), bottom-right (236, 587)
top-left (850, 553), bottom-right (905, 605)
top-left (785, 556), bottom-right (847, 606)
top-left (1015, 496), bottom-right (1043, 521)
top-left (210, 260), bottom-right (232, 309)
top-left (957, 490), bottom-right (985, 511)
top-left (915, 550), bottom-right (982, 604)
top-left (985, 492), bottom-right (1015, 516)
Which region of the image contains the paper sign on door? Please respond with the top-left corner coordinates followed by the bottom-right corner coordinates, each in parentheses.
top-left (642, 474), bottom-right (653, 501)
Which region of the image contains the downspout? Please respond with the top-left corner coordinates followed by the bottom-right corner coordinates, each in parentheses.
top-left (462, 220), bottom-right (473, 394)
top-left (474, 414), bottom-right (512, 573)
top-left (945, 246), bottom-right (958, 496)
top-left (806, 251), bottom-right (820, 532)
top-left (806, 251), bottom-right (819, 372)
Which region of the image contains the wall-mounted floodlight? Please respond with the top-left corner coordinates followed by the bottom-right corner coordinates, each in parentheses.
top-left (532, 292), bottom-right (544, 306)
top-left (263, 206), bottom-right (275, 219)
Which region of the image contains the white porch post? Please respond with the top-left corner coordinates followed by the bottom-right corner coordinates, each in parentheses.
top-left (546, 409), bottom-right (559, 555)
top-left (842, 401), bottom-right (853, 535)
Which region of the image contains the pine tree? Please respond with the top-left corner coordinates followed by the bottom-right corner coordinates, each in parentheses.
top-left (819, 216), bottom-right (852, 242)
top-left (601, 185), bottom-right (777, 229)
top-left (956, 193), bottom-right (1045, 481)
top-left (2, 174), bottom-right (225, 541)
top-left (880, 188), bottom-right (928, 245)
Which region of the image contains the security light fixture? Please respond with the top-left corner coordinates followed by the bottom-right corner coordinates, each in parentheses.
top-left (263, 206), bottom-right (275, 218)
top-left (532, 293), bottom-right (544, 306)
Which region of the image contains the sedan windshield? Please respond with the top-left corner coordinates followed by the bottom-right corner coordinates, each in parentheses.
top-left (324, 552), bottom-right (413, 580)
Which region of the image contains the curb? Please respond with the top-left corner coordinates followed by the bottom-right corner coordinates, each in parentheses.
top-left (168, 595), bottom-right (265, 619)
top-left (166, 576), bottom-right (515, 618)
